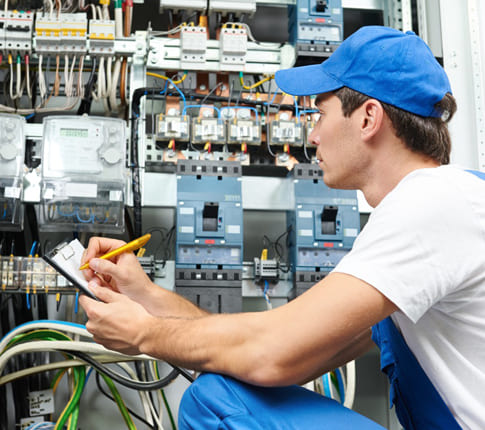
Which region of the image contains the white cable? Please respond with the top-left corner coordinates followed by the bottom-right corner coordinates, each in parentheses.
top-left (47, 0), bottom-right (53, 18)
top-left (96, 5), bottom-right (102, 20)
top-left (109, 57), bottom-right (121, 110)
top-left (115, 7), bottom-right (123, 37)
top-left (149, 361), bottom-right (166, 429)
top-left (105, 56), bottom-right (112, 99)
top-left (344, 360), bottom-right (356, 409)
top-left (89, 3), bottom-right (96, 19)
top-left (64, 54), bottom-right (70, 96)
top-left (4, 0), bottom-right (8, 13)
top-left (0, 340), bottom-right (154, 375)
top-left (117, 362), bottom-right (156, 427)
top-left (38, 55), bottom-right (46, 99)
top-left (0, 356), bottom-right (142, 386)
top-left (68, 55), bottom-right (76, 97)
top-left (102, 3), bottom-right (109, 20)
top-left (9, 59), bottom-right (15, 100)
top-left (0, 321), bottom-right (92, 352)
top-left (26, 57), bottom-right (31, 99)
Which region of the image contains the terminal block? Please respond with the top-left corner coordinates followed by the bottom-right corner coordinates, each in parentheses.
top-left (156, 114), bottom-right (190, 142)
top-left (60, 13), bottom-right (87, 54)
top-left (89, 19), bottom-right (115, 55)
top-left (5, 11), bottom-right (34, 53)
top-left (254, 258), bottom-right (279, 283)
top-left (268, 118), bottom-right (304, 146)
top-left (220, 27), bottom-right (247, 70)
top-left (35, 13), bottom-right (61, 54)
top-left (192, 117), bottom-right (226, 145)
top-left (180, 26), bottom-right (207, 68)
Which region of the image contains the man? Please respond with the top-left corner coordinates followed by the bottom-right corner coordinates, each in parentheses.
top-left (80, 26), bottom-right (485, 429)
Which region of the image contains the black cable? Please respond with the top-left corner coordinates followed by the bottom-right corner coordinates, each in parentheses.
top-left (77, 56), bottom-right (97, 115)
top-left (95, 372), bottom-right (155, 429)
top-left (62, 350), bottom-right (194, 390)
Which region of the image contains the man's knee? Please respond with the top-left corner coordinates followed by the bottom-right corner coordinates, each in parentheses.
top-left (179, 373), bottom-right (245, 428)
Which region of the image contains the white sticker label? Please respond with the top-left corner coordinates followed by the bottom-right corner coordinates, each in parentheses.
top-left (179, 207), bottom-right (194, 215)
top-left (298, 229), bottom-right (313, 237)
top-left (65, 182), bottom-right (97, 198)
top-left (4, 186), bottom-right (21, 198)
top-left (344, 228), bottom-right (358, 237)
top-left (109, 190), bottom-right (123, 201)
top-left (179, 226), bottom-right (194, 233)
top-left (29, 389), bottom-right (54, 416)
top-left (226, 225), bottom-right (240, 234)
top-left (298, 210), bottom-right (313, 218)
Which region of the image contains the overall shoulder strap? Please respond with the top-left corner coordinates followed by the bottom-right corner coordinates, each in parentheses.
top-left (372, 318), bottom-right (462, 430)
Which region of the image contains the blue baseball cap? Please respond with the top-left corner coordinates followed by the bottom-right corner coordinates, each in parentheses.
top-left (275, 26), bottom-right (451, 117)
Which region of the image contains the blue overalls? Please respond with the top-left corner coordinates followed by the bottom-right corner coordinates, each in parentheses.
top-left (178, 170), bottom-right (483, 429)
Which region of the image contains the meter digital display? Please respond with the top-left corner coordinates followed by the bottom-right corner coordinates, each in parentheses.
top-left (60, 128), bottom-right (89, 138)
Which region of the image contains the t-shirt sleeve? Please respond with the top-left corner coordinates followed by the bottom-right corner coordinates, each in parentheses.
top-left (333, 173), bottom-right (477, 323)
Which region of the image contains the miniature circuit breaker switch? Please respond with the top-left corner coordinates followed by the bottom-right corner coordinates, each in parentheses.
top-left (0, 114), bottom-right (26, 231)
top-left (287, 164), bottom-right (360, 295)
top-left (180, 26), bottom-right (207, 69)
top-left (4, 10), bottom-right (34, 53)
top-left (289, 0), bottom-right (343, 58)
top-left (88, 19), bottom-right (115, 55)
top-left (220, 27), bottom-right (248, 69)
top-left (175, 160), bottom-right (243, 313)
top-left (39, 116), bottom-right (126, 233)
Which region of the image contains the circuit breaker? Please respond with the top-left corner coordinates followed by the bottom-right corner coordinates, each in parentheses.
top-left (289, 0), bottom-right (343, 58)
top-left (287, 164), bottom-right (359, 295)
top-left (38, 116), bottom-right (126, 233)
top-left (175, 160), bottom-right (243, 313)
top-left (0, 114), bottom-right (26, 231)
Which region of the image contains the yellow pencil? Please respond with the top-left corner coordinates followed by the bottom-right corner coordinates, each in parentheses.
top-left (79, 234), bottom-right (151, 270)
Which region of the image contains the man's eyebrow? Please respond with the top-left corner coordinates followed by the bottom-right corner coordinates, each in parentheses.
top-left (314, 93), bottom-right (330, 108)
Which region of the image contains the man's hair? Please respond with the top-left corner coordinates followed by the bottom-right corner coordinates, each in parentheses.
top-left (332, 87), bottom-right (457, 165)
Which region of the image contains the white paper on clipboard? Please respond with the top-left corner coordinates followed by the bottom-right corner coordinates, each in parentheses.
top-left (43, 239), bottom-right (99, 300)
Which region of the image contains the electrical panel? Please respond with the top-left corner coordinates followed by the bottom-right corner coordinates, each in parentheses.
top-left (0, 114), bottom-right (26, 232)
top-left (38, 116), bottom-right (126, 233)
top-left (287, 164), bottom-right (360, 295)
top-left (175, 160), bottom-right (243, 313)
top-left (289, 0), bottom-right (343, 58)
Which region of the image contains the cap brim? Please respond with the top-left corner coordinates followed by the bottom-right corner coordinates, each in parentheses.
top-left (275, 63), bottom-right (343, 96)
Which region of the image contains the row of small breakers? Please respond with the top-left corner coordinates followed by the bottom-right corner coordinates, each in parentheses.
top-left (0, 113), bottom-right (126, 233)
top-left (0, 10), bottom-right (119, 56)
top-left (174, 159), bottom-right (360, 313)
top-left (156, 109), bottom-right (317, 149)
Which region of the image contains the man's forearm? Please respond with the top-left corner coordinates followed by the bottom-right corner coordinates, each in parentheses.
top-left (138, 283), bottom-right (210, 318)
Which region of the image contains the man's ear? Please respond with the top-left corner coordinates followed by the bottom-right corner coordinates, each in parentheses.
top-left (359, 99), bottom-right (385, 141)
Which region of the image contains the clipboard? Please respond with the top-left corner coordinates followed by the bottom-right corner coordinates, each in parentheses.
top-left (43, 239), bottom-right (101, 301)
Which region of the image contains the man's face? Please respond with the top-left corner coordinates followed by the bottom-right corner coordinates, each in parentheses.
top-left (309, 94), bottom-right (364, 189)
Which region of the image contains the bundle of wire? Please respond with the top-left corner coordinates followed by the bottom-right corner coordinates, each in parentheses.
top-left (315, 361), bottom-right (356, 409)
top-left (0, 320), bottom-right (194, 429)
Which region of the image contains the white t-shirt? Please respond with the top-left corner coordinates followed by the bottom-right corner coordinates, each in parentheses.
top-left (334, 165), bottom-right (485, 430)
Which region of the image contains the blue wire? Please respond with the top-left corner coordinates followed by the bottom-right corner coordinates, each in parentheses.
top-left (335, 367), bottom-right (346, 404)
top-left (29, 241), bottom-right (37, 256)
top-left (220, 106), bottom-right (259, 122)
top-left (83, 367), bottom-right (94, 391)
top-left (75, 208), bottom-right (95, 223)
top-left (24, 113), bottom-right (35, 120)
top-left (164, 77), bottom-right (187, 108)
top-left (264, 88), bottom-right (279, 107)
top-left (322, 373), bottom-right (331, 398)
top-left (74, 292), bottom-right (79, 314)
top-left (0, 319), bottom-right (87, 344)
top-left (293, 96), bottom-right (300, 122)
top-left (26, 293), bottom-right (31, 310)
top-left (182, 104), bottom-right (221, 118)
